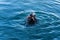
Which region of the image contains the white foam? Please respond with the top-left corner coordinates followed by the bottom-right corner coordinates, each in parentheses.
top-left (55, 0), bottom-right (60, 2)
top-left (46, 5), bottom-right (53, 8)
top-left (52, 1), bottom-right (60, 4)
top-left (49, 30), bottom-right (55, 33)
top-left (24, 3), bottom-right (30, 5)
top-left (25, 9), bottom-right (36, 12)
top-left (40, 11), bottom-right (60, 19)
top-left (16, 10), bottom-right (60, 19)
top-left (0, 2), bottom-right (11, 4)
top-left (16, 11), bottom-right (24, 14)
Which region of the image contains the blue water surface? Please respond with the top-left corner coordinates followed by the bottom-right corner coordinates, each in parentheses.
top-left (0, 0), bottom-right (60, 40)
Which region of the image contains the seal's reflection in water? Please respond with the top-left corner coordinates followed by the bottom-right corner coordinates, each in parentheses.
top-left (27, 12), bottom-right (37, 25)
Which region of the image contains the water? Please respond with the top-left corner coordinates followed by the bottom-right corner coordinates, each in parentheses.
top-left (0, 0), bottom-right (60, 40)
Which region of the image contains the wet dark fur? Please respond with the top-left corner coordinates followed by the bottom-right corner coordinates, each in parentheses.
top-left (27, 18), bottom-right (37, 25)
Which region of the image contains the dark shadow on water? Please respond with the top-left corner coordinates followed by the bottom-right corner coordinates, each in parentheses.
top-left (8, 38), bottom-right (19, 40)
top-left (25, 19), bottom-right (39, 27)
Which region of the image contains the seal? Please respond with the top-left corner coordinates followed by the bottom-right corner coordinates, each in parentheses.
top-left (27, 12), bottom-right (37, 25)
